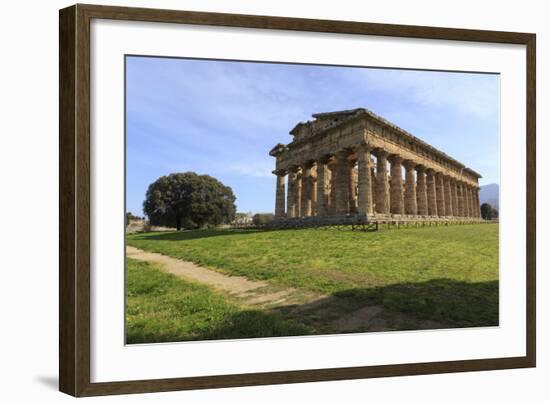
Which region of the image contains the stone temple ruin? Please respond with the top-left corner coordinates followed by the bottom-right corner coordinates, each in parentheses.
top-left (269, 108), bottom-right (482, 225)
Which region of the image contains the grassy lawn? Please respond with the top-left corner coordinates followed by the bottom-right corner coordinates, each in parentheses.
top-left (127, 224), bottom-right (499, 330)
top-left (126, 258), bottom-right (313, 344)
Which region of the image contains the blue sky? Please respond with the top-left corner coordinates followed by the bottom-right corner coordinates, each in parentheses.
top-left (126, 56), bottom-right (500, 216)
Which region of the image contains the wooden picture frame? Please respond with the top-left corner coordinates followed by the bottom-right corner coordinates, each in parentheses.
top-left (59, 3), bottom-right (536, 397)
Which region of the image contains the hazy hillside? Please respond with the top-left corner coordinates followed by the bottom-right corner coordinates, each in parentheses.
top-left (479, 183), bottom-right (499, 210)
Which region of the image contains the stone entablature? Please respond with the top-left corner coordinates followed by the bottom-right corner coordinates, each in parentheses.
top-left (270, 108), bottom-right (482, 221)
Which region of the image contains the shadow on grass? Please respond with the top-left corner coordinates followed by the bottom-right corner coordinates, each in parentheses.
top-left (330, 278), bottom-right (499, 328)
top-left (129, 229), bottom-right (268, 242)
top-left (160, 278), bottom-right (499, 343)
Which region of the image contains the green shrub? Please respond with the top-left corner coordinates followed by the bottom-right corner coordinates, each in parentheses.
top-left (252, 213), bottom-right (274, 225)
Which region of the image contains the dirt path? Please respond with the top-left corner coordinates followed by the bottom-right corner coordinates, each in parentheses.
top-left (127, 246), bottom-right (445, 332)
top-left (127, 246), bottom-right (324, 308)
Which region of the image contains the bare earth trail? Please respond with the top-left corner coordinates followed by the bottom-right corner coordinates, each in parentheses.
top-left (126, 246), bottom-right (322, 308)
top-left (127, 246), bottom-right (445, 333)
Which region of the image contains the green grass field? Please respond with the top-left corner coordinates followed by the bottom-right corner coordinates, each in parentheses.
top-left (126, 224), bottom-right (499, 342)
top-left (126, 258), bottom-right (313, 344)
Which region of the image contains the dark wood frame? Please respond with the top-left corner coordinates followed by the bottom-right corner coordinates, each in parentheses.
top-left (59, 3), bottom-right (536, 397)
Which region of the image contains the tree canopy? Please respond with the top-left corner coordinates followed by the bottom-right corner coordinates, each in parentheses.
top-left (252, 213), bottom-right (274, 226)
top-left (480, 203), bottom-right (499, 220)
top-left (125, 211), bottom-right (141, 228)
top-left (143, 172), bottom-right (236, 230)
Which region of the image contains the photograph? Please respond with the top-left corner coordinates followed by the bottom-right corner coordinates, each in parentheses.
top-left (124, 56), bottom-right (500, 345)
top-left (51, 2), bottom-right (537, 397)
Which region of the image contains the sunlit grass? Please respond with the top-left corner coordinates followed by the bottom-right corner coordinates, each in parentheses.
top-left (127, 224), bottom-right (498, 292)
top-left (126, 258), bottom-right (313, 344)
top-left (127, 224), bottom-right (499, 335)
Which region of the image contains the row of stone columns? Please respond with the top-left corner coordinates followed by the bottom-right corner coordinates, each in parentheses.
top-left (274, 145), bottom-right (481, 219)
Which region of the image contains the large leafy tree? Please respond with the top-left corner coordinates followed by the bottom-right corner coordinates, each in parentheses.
top-left (143, 172), bottom-right (236, 230)
top-left (480, 202), bottom-right (499, 220)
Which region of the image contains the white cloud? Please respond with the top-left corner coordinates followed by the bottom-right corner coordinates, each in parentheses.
top-left (345, 68), bottom-right (500, 121)
top-left (227, 160), bottom-right (274, 178)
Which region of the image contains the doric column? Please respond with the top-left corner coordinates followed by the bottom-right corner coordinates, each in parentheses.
top-left (451, 178), bottom-right (459, 216)
top-left (311, 169), bottom-right (318, 216)
top-left (404, 160), bottom-right (417, 215)
top-left (371, 167), bottom-right (376, 211)
top-left (274, 170), bottom-right (286, 218)
top-left (356, 144), bottom-right (373, 216)
top-left (473, 187), bottom-right (480, 218)
top-left (295, 171), bottom-right (302, 217)
top-left (348, 163), bottom-right (358, 213)
top-left (329, 163), bottom-right (337, 214)
top-left (474, 187), bottom-right (481, 218)
top-left (316, 157), bottom-right (330, 217)
top-left (435, 173), bottom-right (446, 216)
top-left (457, 182), bottom-right (465, 217)
top-left (471, 186), bottom-right (477, 217)
top-left (375, 149), bottom-right (390, 214)
top-left (389, 154), bottom-right (404, 215)
top-left (426, 169), bottom-right (438, 216)
top-left (473, 187), bottom-right (477, 217)
top-left (468, 186), bottom-right (474, 217)
top-left (416, 165), bottom-right (428, 216)
top-left (300, 161), bottom-right (314, 217)
top-left (444, 176), bottom-right (453, 217)
top-left (286, 168), bottom-right (297, 218)
top-left (334, 150), bottom-right (350, 214)
top-left (464, 185), bottom-right (471, 217)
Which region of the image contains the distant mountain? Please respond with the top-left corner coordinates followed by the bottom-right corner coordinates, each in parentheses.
top-left (479, 183), bottom-right (499, 210)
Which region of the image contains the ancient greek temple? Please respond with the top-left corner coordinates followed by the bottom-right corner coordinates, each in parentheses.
top-left (269, 108), bottom-right (482, 223)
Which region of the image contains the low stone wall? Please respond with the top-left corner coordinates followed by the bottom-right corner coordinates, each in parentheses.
top-left (126, 219), bottom-right (175, 233)
top-left (267, 214), bottom-right (369, 229)
top-left (269, 214), bottom-right (489, 229)
top-left (377, 218), bottom-right (492, 229)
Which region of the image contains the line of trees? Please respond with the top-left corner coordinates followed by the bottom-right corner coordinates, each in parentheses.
top-left (252, 213), bottom-right (274, 225)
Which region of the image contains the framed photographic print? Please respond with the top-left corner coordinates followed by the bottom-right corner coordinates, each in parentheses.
top-left (59, 4), bottom-right (536, 397)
